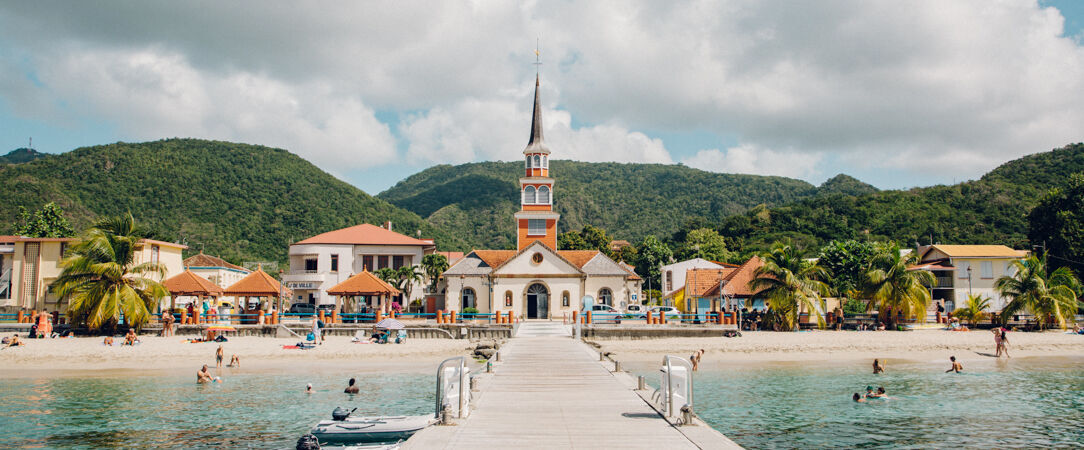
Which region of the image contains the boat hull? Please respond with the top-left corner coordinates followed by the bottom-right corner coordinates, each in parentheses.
top-left (311, 415), bottom-right (433, 444)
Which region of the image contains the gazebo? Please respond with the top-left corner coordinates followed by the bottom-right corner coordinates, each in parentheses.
top-left (162, 269), bottom-right (224, 324)
top-left (326, 270), bottom-right (401, 316)
top-left (223, 267), bottom-right (291, 324)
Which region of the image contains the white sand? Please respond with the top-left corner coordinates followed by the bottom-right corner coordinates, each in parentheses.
top-left (0, 335), bottom-right (476, 376)
top-left (592, 329), bottom-right (1084, 367)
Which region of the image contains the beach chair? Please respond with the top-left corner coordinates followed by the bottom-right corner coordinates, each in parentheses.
top-left (395, 330), bottom-right (407, 344)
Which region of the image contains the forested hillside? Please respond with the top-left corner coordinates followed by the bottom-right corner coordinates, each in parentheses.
top-left (0, 139), bottom-right (465, 263)
top-left (379, 161), bottom-right (835, 249)
top-left (718, 143), bottom-right (1084, 253)
top-left (0, 148), bottom-right (48, 164)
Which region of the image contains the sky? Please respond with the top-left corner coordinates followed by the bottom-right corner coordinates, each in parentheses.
top-left (0, 1), bottom-right (1082, 195)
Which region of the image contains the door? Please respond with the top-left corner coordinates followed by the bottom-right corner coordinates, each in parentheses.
top-left (526, 283), bottom-right (548, 319)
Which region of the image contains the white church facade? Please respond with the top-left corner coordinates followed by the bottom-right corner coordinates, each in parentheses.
top-left (441, 73), bottom-right (642, 319)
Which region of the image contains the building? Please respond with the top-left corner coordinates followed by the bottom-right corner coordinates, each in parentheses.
top-left (669, 256), bottom-right (765, 317)
top-left (441, 73), bottom-right (642, 318)
top-left (183, 252), bottom-right (251, 291)
top-left (659, 258), bottom-right (733, 297)
top-left (0, 235), bottom-right (185, 313)
top-left (912, 244), bottom-right (1029, 312)
top-left (281, 222), bottom-right (437, 308)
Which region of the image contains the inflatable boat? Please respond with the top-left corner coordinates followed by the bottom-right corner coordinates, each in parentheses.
top-left (309, 408), bottom-right (434, 444)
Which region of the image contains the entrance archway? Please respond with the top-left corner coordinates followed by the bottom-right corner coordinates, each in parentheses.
top-left (526, 283), bottom-right (548, 319)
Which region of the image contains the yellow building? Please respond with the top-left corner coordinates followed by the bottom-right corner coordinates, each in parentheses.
top-left (913, 244), bottom-right (1029, 312)
top-left (0, 235), bottom-right (185, 313)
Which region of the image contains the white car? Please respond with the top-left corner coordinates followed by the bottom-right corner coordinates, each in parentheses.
top-left (584, 304), bottom-right (622, 323)
top-left (624, 304), bottom-right (644, 315)
top-left (639, 306), bottom-right (681, 319)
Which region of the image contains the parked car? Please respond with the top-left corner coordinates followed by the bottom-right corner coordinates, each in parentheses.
top-left (585, 304), bottom-right (622, 324)
top-left (639, 306), bottom-right (681, 319)
top-left (624, 304), bottom-right (644, 316)
top-left (288, 303), bottom-right (316, 315)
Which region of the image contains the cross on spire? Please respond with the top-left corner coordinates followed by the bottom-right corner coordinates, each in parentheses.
top-left (534, 38), bottom-right (542, 75)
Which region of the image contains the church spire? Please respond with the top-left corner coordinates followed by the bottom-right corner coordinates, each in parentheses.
top-left (525, 44), bottom-right (549, 155)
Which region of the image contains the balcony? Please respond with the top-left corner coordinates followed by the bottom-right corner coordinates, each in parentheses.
top-left (932, 277), bottom-right (954, 288)
top-left (283, 272), bottom-right (328, 284)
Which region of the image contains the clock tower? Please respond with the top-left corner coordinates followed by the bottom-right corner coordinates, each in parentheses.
top-left (514, 73), bottom-right (559, 251)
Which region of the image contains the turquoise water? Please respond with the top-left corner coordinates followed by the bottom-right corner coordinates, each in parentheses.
top-left (637, 358), bottom-right (1084, 448)
top-left (0, 371), bottom-right (434, 449)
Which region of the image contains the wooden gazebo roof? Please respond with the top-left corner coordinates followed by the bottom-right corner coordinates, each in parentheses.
top-left (223, 268), bottom-right (291, 297)
top-left (162, 269), bottom-right (224, 297)
top-left (327, 270), bottom-right (401, 296)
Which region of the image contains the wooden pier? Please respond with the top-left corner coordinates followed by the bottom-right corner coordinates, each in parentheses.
top-left (404, 321), bottom-right (741, 449)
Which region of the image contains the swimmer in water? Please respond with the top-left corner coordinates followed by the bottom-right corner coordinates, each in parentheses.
top-left (197, 364), bottom-right (215, 383)
top-left (869, 386), bottom-right (887, 398)
top-left (306, 383), bottom-right (313, 394)
top-left (873, 359), bottom-right (884, 374)
top-left (853, 393), bottom-right (866, 403)
top-left (344, 377), bottom-right (359, 394)
top-left (946, 356), bottom-right (963, 373)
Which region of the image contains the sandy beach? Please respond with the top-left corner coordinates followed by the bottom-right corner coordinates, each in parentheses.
top-left (0, 335), bottom-right (476, 377)
top-left (591, 329), bottom-right (1084, 367)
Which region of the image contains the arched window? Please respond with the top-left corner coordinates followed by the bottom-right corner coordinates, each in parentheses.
top-left (598, 288), bottom-right (613, 306)
top-left (504, 290), bottom-right (513, 307)
top-left (537, 185), bottom-right (550, 204)
top-left (523, 186), bottom-right (537, 204)
top-left (462, 288), bottom-right (476, 310)
top-left (525, 156), bottom-right (533, 168)
top-left (533, 155), bottom-right (541, 168)
top-left (542, 155), bottom-right (548, 168)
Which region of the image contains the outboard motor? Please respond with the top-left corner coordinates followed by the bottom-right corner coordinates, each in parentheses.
top-left (295, 434), bottom-right (320, 450)
top-left (331, 407), bottom-right (355, 421)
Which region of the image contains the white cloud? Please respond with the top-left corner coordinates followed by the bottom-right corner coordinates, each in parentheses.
top-left (682, 145), bottom-right (822, 179)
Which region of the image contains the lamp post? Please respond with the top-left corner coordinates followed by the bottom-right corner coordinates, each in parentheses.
top-left (966, 265), bottom-right (972, 296)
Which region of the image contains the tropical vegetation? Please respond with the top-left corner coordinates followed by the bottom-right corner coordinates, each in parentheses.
top-left (862, 243), bottom-right (935, 327)
top-left (11, 202), bottom-right (74, 238)
top-left (1027, 172), bottom-right (1084, 272)
top-left (421, 254), bottom-right (450, 292)
top-left (995, 255), bottom-right (1080, 329)
top-left (49, 213), bottom-right (168, 331)
top-left (953, 294), bottom-right (991, 327)
top-left (749, 244), bottom-right (830, 331)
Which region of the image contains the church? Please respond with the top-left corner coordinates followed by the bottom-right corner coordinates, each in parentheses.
top-left (441, 73), bottom-right (642, 319)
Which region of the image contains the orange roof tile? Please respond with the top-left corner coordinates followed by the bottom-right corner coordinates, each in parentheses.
top-left (138, 238), bottom-right (188, 249)
top-left (295, 223), bottom-right (434, 246)
top-left (685, 268), bottom-right (736, 297)
top-left (184, 252), bottom-right (249, 272)
top-left (556, 250), bottom-right (600, 268)
top-left (327, 271), bottom-right (401, 296)
top-left (473, 250), bottom-right (516, 268)
top-left (437, 251), bottom-right (465, 265)
top-left (223, 268), bottom-right (291, 297)
top-left (162, 270), bottom-right (224, 296)
top-left (704, 255), bottom-right (765, 297)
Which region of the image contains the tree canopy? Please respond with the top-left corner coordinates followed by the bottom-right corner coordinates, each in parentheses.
top-left (12, 202), bottom-right (74, 238)
top-left (1027, 172), bottom-right (1084, 272)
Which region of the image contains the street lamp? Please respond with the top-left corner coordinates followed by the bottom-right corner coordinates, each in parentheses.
top-left (966, 265), bottom-right (972, 296)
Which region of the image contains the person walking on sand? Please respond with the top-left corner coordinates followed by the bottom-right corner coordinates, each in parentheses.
top-left (946, 356), bottom-right (963, 373)
top-left (999, 329), bottom-right (1010, 358)
top-left (873, 359), bottom-right (884, 374)
top-left (344, 378), bottom-right (359, 394)
top-left (311, 317), bottom-right (321, 345)
top-left (993, 328), bottom-right (1003, 357)
top-left (37, 309), bottom-right (53, 338)
top-left (216, 345), bottom-right (224, 368)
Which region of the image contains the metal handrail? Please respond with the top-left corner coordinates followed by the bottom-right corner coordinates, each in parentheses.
top-left (434, 356), bottom-right (466, 419)
top-left (662, 354), bottom-right (694, 418)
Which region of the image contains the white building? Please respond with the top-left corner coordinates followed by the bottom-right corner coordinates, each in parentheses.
top-left (913, 244), bottom-right (1029, 312)
top-left (659, 258), bottom-right (733, 296)
top-left (282, 223), bottom-right (436, 308)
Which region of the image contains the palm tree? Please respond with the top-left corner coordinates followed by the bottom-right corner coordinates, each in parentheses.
top-left (953, 294), bottom-right (991, 327)
top-left (863, 244), bottom-right (934, 327)
top-left (395, 265), bottom-right (425, 309)
top-left (49, 213), bottom-right (168, 331)
top-left (421, 254), bottom-right (450, 292)
top-left (749, 244), bottom-right (830, 331)
top-left (995, 255), bottom-right (1079, 330)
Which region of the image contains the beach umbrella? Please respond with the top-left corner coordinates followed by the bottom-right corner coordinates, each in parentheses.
top-left (206, 325), bottom-right (236, 332)
top-left (375, 318), bottom-right (405, 330)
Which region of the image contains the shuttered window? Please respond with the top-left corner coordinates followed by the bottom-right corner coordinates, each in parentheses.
top-left (528, 219), bottom-right (546, 236)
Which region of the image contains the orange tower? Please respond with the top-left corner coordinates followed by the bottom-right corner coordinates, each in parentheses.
top-left (515, 73), bottom-right (559, 251)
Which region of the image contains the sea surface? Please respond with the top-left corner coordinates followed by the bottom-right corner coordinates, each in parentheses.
top-left (636, 357), bottom-right (1084, 449)
top-left (0, 370), bottom-right (433, 449)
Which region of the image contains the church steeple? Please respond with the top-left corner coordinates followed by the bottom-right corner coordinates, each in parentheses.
top-left (514, 65), bottom-right (559, 251)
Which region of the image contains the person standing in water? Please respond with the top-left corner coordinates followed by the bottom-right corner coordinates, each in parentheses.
top-left (946, 356), bottom-right (963, 373)
top-left (344, 378), bottom-right (359, 394)
top-left (999, 329), bottom-right (1010, 358)
top-left (216, 345), bottom-right (224, 368)
top-left (873, 359), bottom-right (884, 374)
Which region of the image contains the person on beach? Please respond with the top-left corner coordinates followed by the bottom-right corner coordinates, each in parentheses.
top-left (197, 365), bottom-right (215, 383)
top-left (311, 317), bottom-right (321, 345)
top-left (37, 310), bottom-right (53, 338)
top-left (216, 345), bottom-right (224, 368)
top-left (999, 329), bottom-right (1010, 358)
top-left (690, 349), bottom-right (705, 371)
top-left (102, 336), bottom-right (114, 346)
top-left (873, 359), bottom-right (884, 374)
top-left (936, 301), bottom-right (945, 324)
top-left (344, 378), bottom-right (359, 394)
top-left (852, 393), bottom-right (866, 403)
top-left (186, 302), bottom-right (196, 324)
top-left (993, 328), bottom-right (1003, 357)
top-left (228, 354), bottom-right (240, 367)
top-left (5, 334), bottom-right (22, 347)
top-left (162, 312), bottom-right (174, 337)
top-left (946, 356), bottom-right (963, 373)
top-left (123, 328), bottom-right (139, 345)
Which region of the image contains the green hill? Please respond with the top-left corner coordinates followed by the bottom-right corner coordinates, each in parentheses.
top-left (379, 161), bottom-right (823, 249)
top-left (817, 174), bottom-right (879, 196)
top-left (0, 139), bottom-right (465, 263)
top-left (719, 143), bottom-right (1084, 253)
top-left (0, 148), bottom-right (48, 164)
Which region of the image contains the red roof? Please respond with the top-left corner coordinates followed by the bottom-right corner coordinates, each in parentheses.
top-left (327, 271), bottom-right (401, 296)
top-left (474, 250), bottom-right (517, 268)
top-left (438, 251), bottom-right (465, 265)
top-left (295, 224), bottom-right (433, 246)
top-left (701, 256), bottom-right (765, 298)
top-left (223, 268), bottom-right (291, 297)
top-left (184, 252), bottom-right (249, 272)
top-left (163, 270), bottom-right (224, 296)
